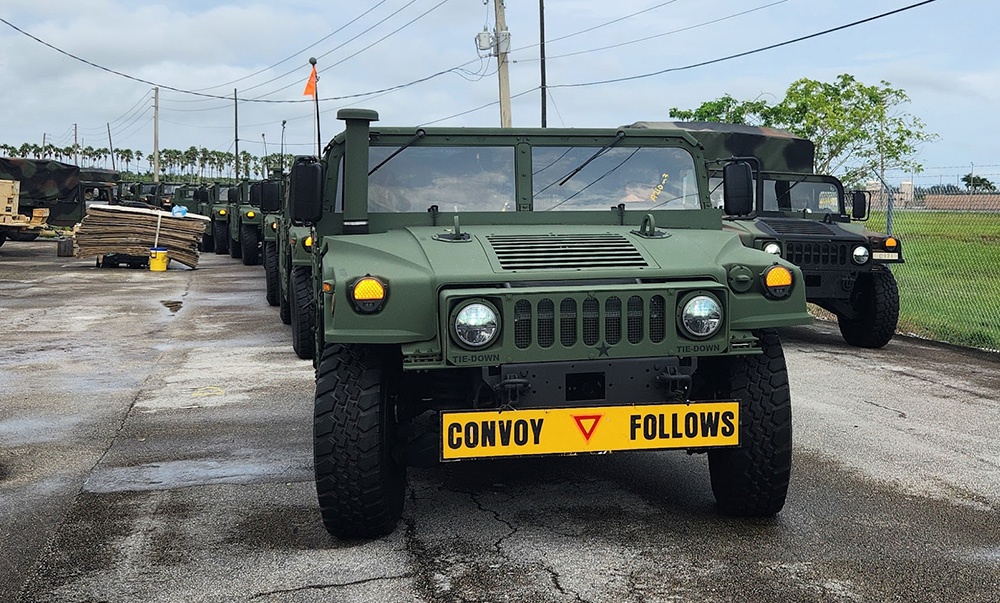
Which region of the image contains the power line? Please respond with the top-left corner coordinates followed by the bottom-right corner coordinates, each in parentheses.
top-left (190, 0), bottom-right (391, 93)
top-left (514, 0), bottom-right (790, 63)
top-left (549, 0), bottom-right (939, 89)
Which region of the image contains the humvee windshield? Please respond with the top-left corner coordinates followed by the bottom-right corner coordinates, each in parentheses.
top-left (711, 177), bottom-right (841, 214)
top-left (365, 144), bottom-right (699, 212)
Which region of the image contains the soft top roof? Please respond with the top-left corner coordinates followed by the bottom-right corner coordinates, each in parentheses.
top-left (0, 157), bottom-right (81, 200)
top-left (624, 121), bottom-right (815, 174)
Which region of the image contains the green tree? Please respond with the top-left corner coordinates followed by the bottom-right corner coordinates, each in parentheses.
top-left (670, 74), bottom-right (936, 187)
top-left (961, 173), bottom-right (996, 193)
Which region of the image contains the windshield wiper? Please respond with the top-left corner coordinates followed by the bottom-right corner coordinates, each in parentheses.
top-left (557, 131), bottom-right (625, 186)
top-left (368, 129), bottom-right (425, 176)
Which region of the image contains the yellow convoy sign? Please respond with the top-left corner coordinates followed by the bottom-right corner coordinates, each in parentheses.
top-left (441, 402), bottom-right (740, 461)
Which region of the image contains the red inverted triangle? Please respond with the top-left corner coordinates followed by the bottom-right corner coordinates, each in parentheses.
top-left (573, 414), bottom-right (603, 442)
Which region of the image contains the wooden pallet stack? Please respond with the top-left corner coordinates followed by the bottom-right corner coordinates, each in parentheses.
top-left (74, 204), bottom-right (209, 268)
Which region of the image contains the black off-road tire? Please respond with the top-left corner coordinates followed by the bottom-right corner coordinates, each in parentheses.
top-left (241, 224), bottom-right (261, 266)
top-left (707, 330), bottom-right (792, 517)
top-left (264, 242), bottom-right (279, 306)
top-left (200, 229), bottom-right (214, 253)
top-left (0, 232), bottom-right (6, 247)
top-left (838, 269), bottom-right (900, 349)
top-left (290, 265), bottom-right (315, 360)
top-left (314, 344), bottom-right (406, 539)
top-left (7, 231), bottom-right (40, 242)
top-left (279, 252), bottom-right (292, 325)
top-left (213, 221), bottom-right (229, 255)
top-left (229, 230), bottom-right (242, 259)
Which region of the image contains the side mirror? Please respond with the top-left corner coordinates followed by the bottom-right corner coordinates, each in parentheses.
top-left (289, 156), bottom-right (323, 223)
top-left (851, 191), bottom-right (868, 220)
top-left (261, 181), bottom-right (282, 213)
top-left (249, 182), bottom-right (263, 206)
top-left (723, 162), bottom-right (754, 216)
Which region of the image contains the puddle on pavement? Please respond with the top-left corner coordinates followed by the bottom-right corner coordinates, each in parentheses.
top-left (84, 458), bottom-right (312, 493)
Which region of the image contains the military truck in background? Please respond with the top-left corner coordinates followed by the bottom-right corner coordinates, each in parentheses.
top-left (194, 184), bottom-right (218, 252)
top-left (289, 109), bottom-right (814, 539)
top-left (645, 122), bottom-right (903, 348)
top-left (210, 186), bottom-right (232, 255)
top-left (259, 173), bottom-right (285, 306)
top-left (277, 165), bottom-right (317, 359)
top-left (225, 181), bottom-right (250, 260)
top-left (0, 158), bottom-right (87, 246)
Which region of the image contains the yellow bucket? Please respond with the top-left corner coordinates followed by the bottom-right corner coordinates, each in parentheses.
top-left (149, 247), bottom-right (169, 271)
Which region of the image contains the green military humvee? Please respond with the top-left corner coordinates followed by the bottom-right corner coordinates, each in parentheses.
top-left (277, 169), bottom-right (317, 359)
top-left (648, 122), bottom-right (903, 348)
top-left (210, 186), bottom-right (232, 255)
top-left (260, 173), bottom-right (285, 307)
top-left (290, 109), bottom-right (813, 539)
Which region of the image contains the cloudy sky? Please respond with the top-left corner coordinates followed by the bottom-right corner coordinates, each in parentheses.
top-left (0, 0), bottom-right (992, 186)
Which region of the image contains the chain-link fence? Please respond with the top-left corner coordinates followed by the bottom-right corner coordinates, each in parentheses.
top-left (863, 184), bottom-right (1000, 352)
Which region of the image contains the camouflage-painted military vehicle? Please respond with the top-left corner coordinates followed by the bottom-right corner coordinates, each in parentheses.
top-left (289, 109), bottom-right (813, 539)
top-left (645, 122), bottom-right (903, 348)
top-left (259, 173), bottom-right (285, 307)
top-left (1, 158), bottom-right (90, 245)
top-left (210, 186), bottom-right (233, 255)
top-left (277, 166), bottom-right (316, 359)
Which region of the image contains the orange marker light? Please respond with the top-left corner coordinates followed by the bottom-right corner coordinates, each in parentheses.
top-left (765, 266), bottom-right (793, 288)
top-left (353, 277), bottom-right (385, 301)
top-left (885, 237), bottom-right (898, 249)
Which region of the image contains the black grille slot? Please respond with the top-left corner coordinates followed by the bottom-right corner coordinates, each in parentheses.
top-left (650, 295), bottom-right (666, 343)
top-left (538, 299), bottom-right (555, 348)
top-left (514, 300), bottom-right (532, 349)
top-left (560, 299), bottom-right (577, 346)
top-left (487, 234), bottom-right (648, 270)
top-left (582, 299), bottom-right (600, 345)
top-left (627, 296), bottom-right (644, 344)
top-left (606, 297), bottom-right (622, 344)
top-left (786, 242), bottom-right (849, 266)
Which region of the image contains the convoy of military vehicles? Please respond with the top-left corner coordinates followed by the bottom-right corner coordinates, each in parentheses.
top-left (0, 112), bottom-right (905, 540)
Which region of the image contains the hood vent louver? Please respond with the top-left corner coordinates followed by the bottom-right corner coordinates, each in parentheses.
top-left (486, 234), bottom-right (648, 271)
top-left (758, 218), bottom-right (837, 236)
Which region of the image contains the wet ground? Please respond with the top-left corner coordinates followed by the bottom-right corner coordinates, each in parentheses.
top-left (1, 239), bottom-right (998, 602)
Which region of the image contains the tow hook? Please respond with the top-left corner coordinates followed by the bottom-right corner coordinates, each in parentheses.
top-left (494, 376), bottom-right (530, 405)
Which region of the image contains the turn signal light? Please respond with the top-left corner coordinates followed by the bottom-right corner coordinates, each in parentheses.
top-left (350, 276), bottom-right (388, 313)
top-left (885, 237), bottom-right (898, 250)
top-left (247, 211), bottom-right (256, 219)
top-left (763, 265), bottom-right (793, 299)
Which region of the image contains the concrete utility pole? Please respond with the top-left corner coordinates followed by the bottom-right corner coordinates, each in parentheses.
top-left (234, 89), bottom-right (240, 179)
top-left (107, 123), bottom-right (115, 170)
top-left (539, 0), bottom-right (547, 127)
top-left (153, 87), bottom-right (160, 183)
top-left (74, 124), bottom-right (79, 165)
top-left (494, 1), bottom-right (512, 127)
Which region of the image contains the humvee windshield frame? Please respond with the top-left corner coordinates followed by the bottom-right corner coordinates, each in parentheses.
top-left (711, 171), bottom-right (848, 219)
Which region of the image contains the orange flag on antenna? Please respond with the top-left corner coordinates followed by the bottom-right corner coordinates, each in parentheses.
top-left (303, 65), bottom-right (317, 97)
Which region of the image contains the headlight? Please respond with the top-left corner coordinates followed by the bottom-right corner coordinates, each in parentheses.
top-left (852, 245), bottom-right (870, 265)
top-left (271, 222), bottom-right (278, 231)
top-left (454, 302), bottom-right (499, 348)
top-left (349, 276), bottom-right (387, 313)
top-left (763, 242), bottom-right (782, 256)
top-left (680, 295), bottom-right (722, 339)
top-left (762, 265), bottom-right (793, 299)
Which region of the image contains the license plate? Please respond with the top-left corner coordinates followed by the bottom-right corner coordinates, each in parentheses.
top-left (441, 402), bottom-right (740, 461)
top-left (872, 251), bottom-right (899, 261)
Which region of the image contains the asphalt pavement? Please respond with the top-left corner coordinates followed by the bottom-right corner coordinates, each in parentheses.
top-left (1, 238), bottom-right (998, 603)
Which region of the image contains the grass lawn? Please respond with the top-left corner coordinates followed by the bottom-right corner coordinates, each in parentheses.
top-left (866, 210), bottom-right (1000, 351)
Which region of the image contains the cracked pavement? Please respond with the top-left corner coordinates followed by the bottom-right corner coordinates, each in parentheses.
top-left (1, 239), bottom-right (999, 602)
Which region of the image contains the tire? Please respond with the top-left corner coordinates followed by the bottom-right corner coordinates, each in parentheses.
top-left (241, 224), bottom-right (261, 266)
top-left (838, 270), bottom-right (900, 349)
top-left (7, 231), bottom-right (40, 242)
top-left (290, 265), bottom-right (315, 360)
top-left (279, 251), bottom-right (292, 325)
top-left (0, 232), bottom-right (6, 247)
top-left (229, 230), bottom-right (242, 259)
top-left (200, 229), bottom-right (214, 253)
top-left (314, 344), bottom-right (406, 539)
top-left (264, 241), bottom-right (279, 307)
top-left (706, 330), bottom-right (792, 517)
top-left (213, 221), bottom-right (229, 255)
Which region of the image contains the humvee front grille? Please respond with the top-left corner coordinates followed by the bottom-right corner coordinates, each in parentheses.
top-left (786, 242), bottom-right (849, 266)
top-left (513, 294), bottom-right (667, 349)
top-left (487, 234), bottom-right (648, 270)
